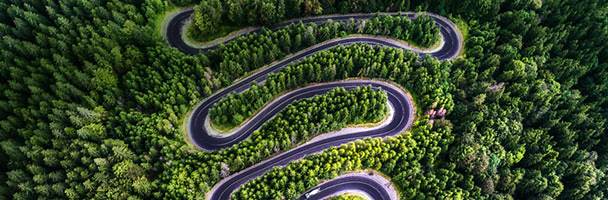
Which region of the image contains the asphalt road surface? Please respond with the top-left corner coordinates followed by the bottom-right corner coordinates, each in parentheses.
top-left (206, 80), bottom-right (413, 200)
top-left (298, 173), bottom-right (396, 200)
top-left (299, 176), bottom-right (389, 200)
top-left (166, 9), bottom-right (463, 200)
top-left (166, 9), bottom-right (461, 59)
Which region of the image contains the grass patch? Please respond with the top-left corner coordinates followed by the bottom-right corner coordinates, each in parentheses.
top-left (451, 16), bottom-right (468, 57)
top-left (150, 5), bottom-right (183, 40)
top-left (148, 4), bottom-right (243, 45)
top-left (209, 118), bottom-right (237, 133)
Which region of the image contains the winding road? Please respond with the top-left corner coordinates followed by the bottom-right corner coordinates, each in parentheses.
top-left (166, 9), bottom-right (462, 200)
top-left (301, 176), bottom-right (391, 200)
top-left (299, 171), bottom-right (398, 200)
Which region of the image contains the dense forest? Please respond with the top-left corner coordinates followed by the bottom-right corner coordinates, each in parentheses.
top-left (204, 13), bottom-right (440, 86)
top-left (234, 120), bottom-right (456, 199)
top-left (1, 0), bottom-right (607, 200)
top-left (209, 43), bottom-right (448, 130)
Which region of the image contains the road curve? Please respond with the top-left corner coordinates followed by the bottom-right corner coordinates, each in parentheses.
top-left (300, 176), bottom-right (391, 200)
top-left (166, 9), bottom-right (462, 58)
top-left (186, 36), bottom-right (457, 152)
top-left (207, 79), bottom-right (414, 200)
top-left (299, 171), bottom-right (398, 200)
top-left (168, 9), bottom-right (462, 200)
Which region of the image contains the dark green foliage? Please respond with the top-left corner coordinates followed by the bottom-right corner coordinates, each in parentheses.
top-left (364, 15), bottom-right (441, 48)
top-left (0, 0), bottom-right (607, 199)
top-left (0, 0), bottom-right (167, 199)
top-left (191, 0), bottom-right (447, 26)
top-left (446, 0), bottom-right (608, 199)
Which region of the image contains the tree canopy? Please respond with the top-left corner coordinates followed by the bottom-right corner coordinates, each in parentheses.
top-left (0, 0), bottom-right (607, 199)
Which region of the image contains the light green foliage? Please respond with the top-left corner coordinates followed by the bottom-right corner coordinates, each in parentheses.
top-left (233, 121), bottom-right (462, 199)
top-left (210, 43), bottom-right (450, 130)
top-left (192, 0), bottom-right (223, 36)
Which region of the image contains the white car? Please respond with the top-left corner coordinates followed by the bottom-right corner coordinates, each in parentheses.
top-left (305, 188), bottom-right (321, 199)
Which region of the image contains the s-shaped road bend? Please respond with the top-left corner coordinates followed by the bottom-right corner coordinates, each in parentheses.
top-left (166, 9), bottom-right (463, 200)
